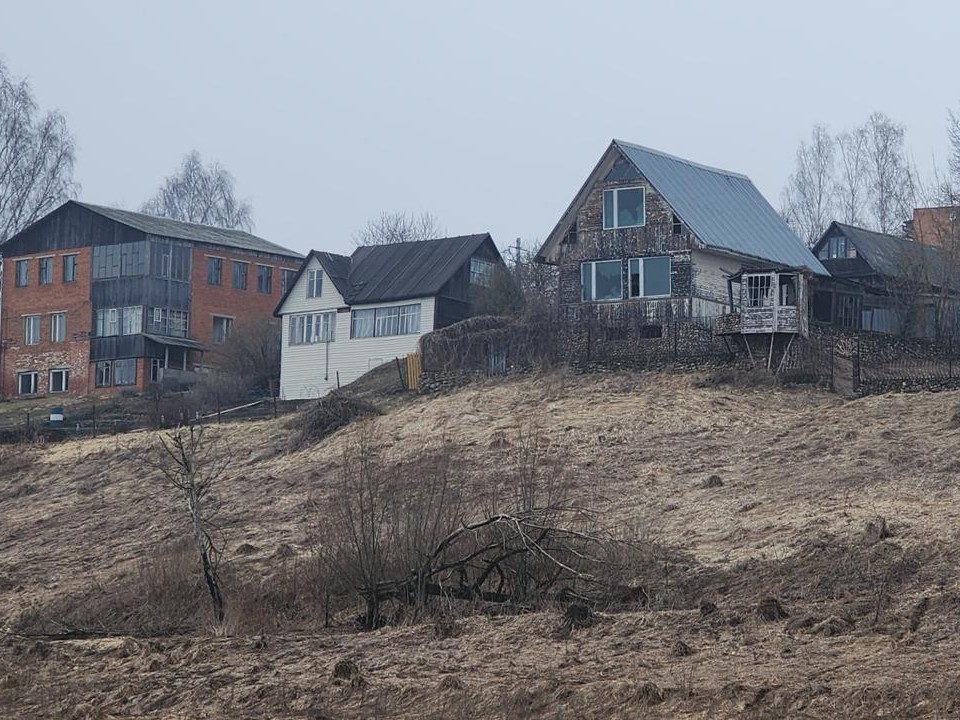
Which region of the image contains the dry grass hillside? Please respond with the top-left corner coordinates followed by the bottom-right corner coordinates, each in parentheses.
top-left (3, 371), bottom-right (960, 718)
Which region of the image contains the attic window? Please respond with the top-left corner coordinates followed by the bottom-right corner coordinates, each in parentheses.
top-left (307, 269), bottom-right (323, 298)
top-left (602, 187), bottom-right (645, 229)
top-left (818, 235), bottom-right (855, 260)
top-left (672, 214), bottom-right (683, 236)
top-left (470, 257), bottom-right (495, 287)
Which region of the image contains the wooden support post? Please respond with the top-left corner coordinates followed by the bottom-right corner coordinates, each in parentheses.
top-left (767, 332), bottom-right (776, 370)
top-left (775, 333), bottom-right (795, 374)
top-left (743, 335), bottom-right (755, 366)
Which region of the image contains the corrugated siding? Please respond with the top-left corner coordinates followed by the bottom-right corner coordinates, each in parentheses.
top-left (279, 261), bottom-right (435, 399)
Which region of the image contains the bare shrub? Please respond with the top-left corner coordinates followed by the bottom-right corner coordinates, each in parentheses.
top-left (287, 393), bottom-right (380, 452)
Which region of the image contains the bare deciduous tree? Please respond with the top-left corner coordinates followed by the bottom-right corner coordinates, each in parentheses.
top-left (141, 150), bottom-right (253, 231)
top-left (836, 127), bottom-right (869, 225)
top-left (862, 112), bottom-right (916, 234)
top-left (0, 61), bottom-right (78, 242)
top-left (353, 210), bottom-right (443, 247)
top-left (216, 317), bottom-right (281, 393)
top-left (781, 125), bottom-right (836, 246)
top-left (151, 426), bottom-right (228, 623)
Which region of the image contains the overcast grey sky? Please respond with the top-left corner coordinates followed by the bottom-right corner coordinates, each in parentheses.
top-left (1, 1), bottom-right (956, 256)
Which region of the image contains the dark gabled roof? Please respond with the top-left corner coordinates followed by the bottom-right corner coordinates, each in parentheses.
top-left (823, 221), bottom-right (956, 290)
top-left (72, 201), bottom-right (302, 259)
top-left (346, 234), bottom-right (493, 304)
top-left (275, 234), bottom-right (499, 315)
top-left (538, 140), bottom-right (828, 275)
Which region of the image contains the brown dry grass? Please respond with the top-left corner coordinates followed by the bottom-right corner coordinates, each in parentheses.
top-left (3, 370), bottom-right (960, 717)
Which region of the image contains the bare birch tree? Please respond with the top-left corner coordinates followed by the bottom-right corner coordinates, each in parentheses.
top-left (781, 125), bottom-right (836, 246)
top-left (0, 61), bottom-right (78, 242)
top-left (836, 127), bottom-right (869, 225)
top-left (353, 210), bottom-right (443, 247)
top-left (142, 150), bottom-right (253, 231)
top-left (862, 112), bottom-right (915, 234)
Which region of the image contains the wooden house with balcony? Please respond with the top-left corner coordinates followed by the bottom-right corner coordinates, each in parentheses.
top-left (535, 140), bottom-right (827, 363)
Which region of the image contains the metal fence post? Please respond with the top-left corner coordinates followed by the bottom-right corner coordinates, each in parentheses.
top-left (853, 336), bottom-right (861, 392)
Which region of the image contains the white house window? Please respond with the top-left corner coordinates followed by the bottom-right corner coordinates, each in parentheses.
top-left (24, 315), bottom-right (41, 345)
top-left (213, 316), bottom-right (233, 344)
top-left (49, 369), bottom-right (69, 393)
top-left (289, 312), bottom-right (336, 344)
top-left (122, 306), bottom-right (143, 335)
top-left (581, 260), bottom-right (622, 302)
top-left (50, 312), bottom-right (66, 343)
top-left (602, 187), bottom-right (645, 229)
top-left (470, 257), bottom-right (494, 287)
top-left (18, 371), bottom-right (39, 395)
top-left (628, 257), bottom-right (672, 298)
top-left (351, 304), bottom-right (421, 338)
top-left (307, 269), bottom-right (323, 298)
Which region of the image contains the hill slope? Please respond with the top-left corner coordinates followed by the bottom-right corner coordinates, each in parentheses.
top-left (3, 372), bottom-right (960, 718)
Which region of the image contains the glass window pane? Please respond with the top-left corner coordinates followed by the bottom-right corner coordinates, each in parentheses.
top-left (643, 257), bottom-right (671, 297)
top-left (617, 188), bottom-right (644, 227)
top-left (581, 263), bottom-right (593, 301)
top-left (629, 258), bottom-right (641, 297)
top-left (594, 260), bottom-right (622, 301)
top-left (602, 190), bottom-right (615, 229)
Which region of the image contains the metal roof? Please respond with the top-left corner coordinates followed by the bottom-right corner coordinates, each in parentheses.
top-left (824, 222), bottom-right (957, 290)
top-left (613, 141), bottom-right (828, 275)
top-left (275, 234), bottom-right (499, 314)
top-left (73, 201), bottom-right (303, 259)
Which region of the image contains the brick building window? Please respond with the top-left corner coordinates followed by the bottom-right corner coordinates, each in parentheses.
top-left (307, 269), bottom-right (323, 298)
top-left (17, 372), bottom-right (38, 395)
top-left (95, 361), bottom-right (112, 387)
top-left (113, 359), bottom-right (137, 386)
top-left (63, 254), bottom-right (78, 282)
top-left (257, 265), bottom-right (273, 294)
top-left (282, 269), bottom-right (297, 295)
top-left (15, 260), bottom-right (28, 287)
top-left (49, 369), bottom-right (69, 393)
top-left (603, 187), bottom-right (645, 229)
top-left (50, 313), bottom-right (66, 343)
top-left (232, 261), bottom-right (248, 290)
top-left (39, 257), bottom-right (53, 285)
top-left (24, 315), bottom-right (41, 345)
top-left (207, 257), bottom-right (223, 285)
top-left (213, 316), bottom-right (233, 344)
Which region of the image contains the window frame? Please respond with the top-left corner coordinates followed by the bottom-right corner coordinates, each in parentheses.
top-left (96, 308), bottom-right (120, 337)
top-left (15, 260), bottom-right (29, 287)
top-left (95, 361), bottom-right (112, 388)
top-left (50, 312), bottom-right (67, 343)
top-left (212, 315), bottom-right (233, 345)
top-left (745, 274), bottom-right (773, 308)
top-left (49, 369), bottom-right (69, 393)
top-left (470, 257), bottom-right (495, 287)
top-left (63, 254), bottom-right (78, 283)
top-left (350, 303), bottom-right (422, 339)
top-left (581, 260), bottom-right (623, 302)
top-left (281, 268), bottom-right (297, 296)
top-left (306, 269), bottom-right (323, 298)
top-left (256, 265), bottom-right (273, 294)
top-left (206, 256), bottom-right (224, 286)
top-left (17, 371), bottom-right (39, 395)
top-left (113, 358), bottom-right (137, 386)
top-left (121, 306), bottom-right (143, 336)
top-left (602, 186), bottom-right (646, 230)
top-left (232, 261), bottom-right (248, 290)
top-left (24, 315), bottom-right (41, 345)
top-left (289, 311), bottom-right (336, 345)
top-left (38, 256), bottom-right (54, 286)
top-left (628, 256), bottom-right (672, 299)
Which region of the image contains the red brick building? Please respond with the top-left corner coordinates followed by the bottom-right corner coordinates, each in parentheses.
top-left (0, 201), bottom-right (302, 398)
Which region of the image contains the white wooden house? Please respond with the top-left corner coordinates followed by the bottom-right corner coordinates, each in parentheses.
top-left (275, 234), bottom-right (502, 399)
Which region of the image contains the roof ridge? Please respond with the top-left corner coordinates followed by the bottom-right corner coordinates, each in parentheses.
top-left (75, 201), bottom-right (262, 239)
top-left (354, 232), bottom-right (488, 252)
top-left (613, 139), bottom-right (750, 180)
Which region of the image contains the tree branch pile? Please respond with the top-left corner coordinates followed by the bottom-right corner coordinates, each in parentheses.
top-left (287, 392), bottom-right (381, 451)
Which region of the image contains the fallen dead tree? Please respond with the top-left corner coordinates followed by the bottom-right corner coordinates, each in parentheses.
top-left (287, 392), bottom-right (380, 451)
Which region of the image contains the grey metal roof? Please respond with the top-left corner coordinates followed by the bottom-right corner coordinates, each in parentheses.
top-left (613, 141), bottom-right (829, 275)
top-left (826, 222), bottom-right (956, 290)
top-left (275, 234), bottom-right (499, 314)
top-left (74, 201), bottom-right (303, 259)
